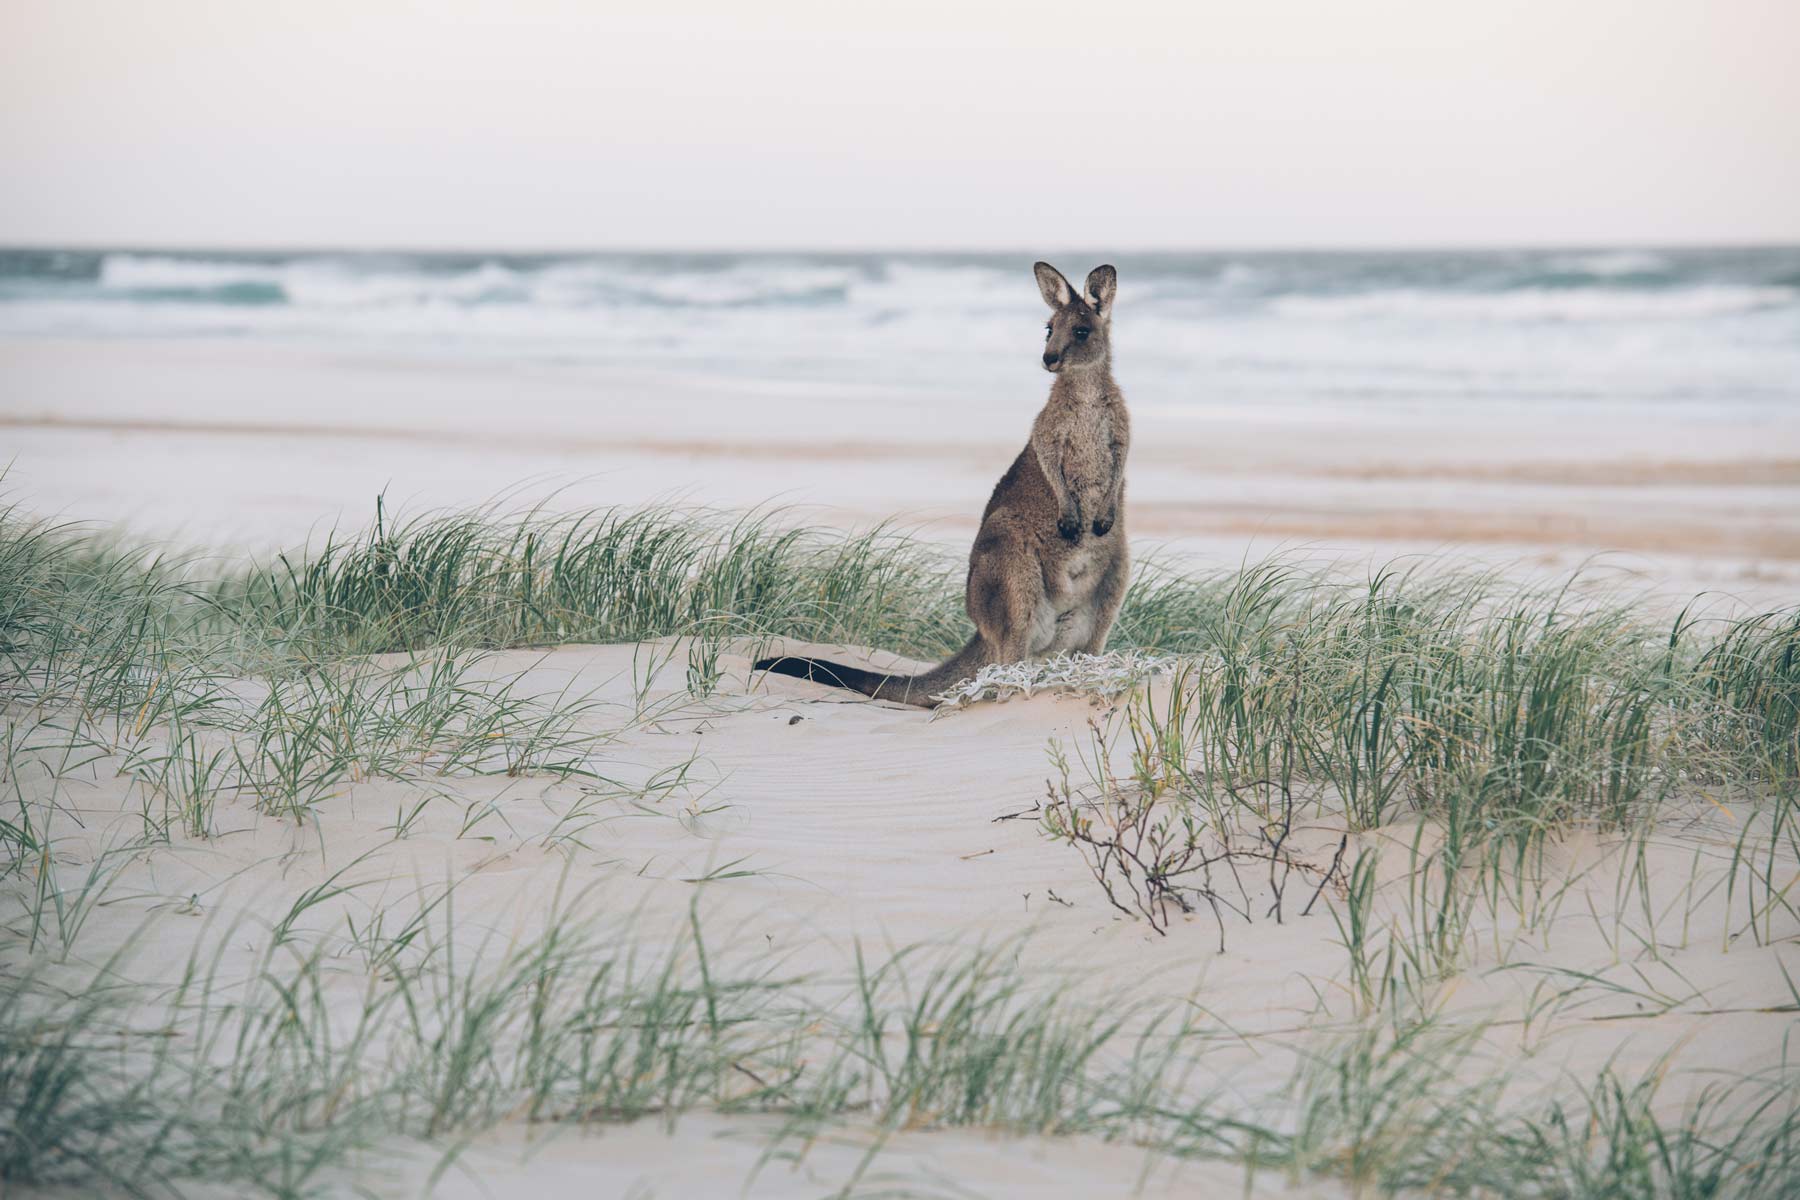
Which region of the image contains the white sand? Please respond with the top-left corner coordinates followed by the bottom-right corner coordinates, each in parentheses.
top-left (17, 641), bottom-right (1798, 1197)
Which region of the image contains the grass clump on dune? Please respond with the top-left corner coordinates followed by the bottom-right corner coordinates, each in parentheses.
top-left (206, 498), bottom-right (971, 662)
top-left (1043, 559), bottom-right (1799, 945)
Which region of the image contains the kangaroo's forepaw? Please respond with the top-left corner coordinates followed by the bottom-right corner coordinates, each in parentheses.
top-left (1092, 516), bottom-right (1113, 537)
top-left (1057, 516), bottom-right (1082, 542)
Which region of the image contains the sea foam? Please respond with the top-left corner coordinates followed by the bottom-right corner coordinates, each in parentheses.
top-left (3, 247), bottom-right (1796, 415)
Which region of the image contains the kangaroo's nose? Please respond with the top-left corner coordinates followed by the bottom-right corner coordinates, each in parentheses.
top-left (1042, 351), bottom-right (1061, 368)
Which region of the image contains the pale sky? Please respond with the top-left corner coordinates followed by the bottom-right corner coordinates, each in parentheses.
top-left (3, 0), bottom-right (1797, 250)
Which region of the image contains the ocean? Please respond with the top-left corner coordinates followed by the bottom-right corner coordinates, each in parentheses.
top-left (3, 247), bottom-right (1797, 420)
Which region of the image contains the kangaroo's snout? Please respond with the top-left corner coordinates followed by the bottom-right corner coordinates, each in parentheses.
top-left (1042, 350), bottom-right (1061, 370)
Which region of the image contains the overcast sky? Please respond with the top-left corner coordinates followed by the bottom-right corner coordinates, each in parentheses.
top-left (3, 0), bottom-right (1797, 250)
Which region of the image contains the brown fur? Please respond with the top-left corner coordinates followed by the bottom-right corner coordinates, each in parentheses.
top-left (756, 262), bottom-right (1130, 707)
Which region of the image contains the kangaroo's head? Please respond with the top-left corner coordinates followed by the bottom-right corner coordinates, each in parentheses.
top-left (1034, 261), bottom-right (1117, 375)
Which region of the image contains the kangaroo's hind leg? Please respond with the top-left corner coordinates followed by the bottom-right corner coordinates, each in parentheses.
top-left (1078, 546), bottom-right (1130, 656)
top-left (966, 530), bottom-right (1047, 667)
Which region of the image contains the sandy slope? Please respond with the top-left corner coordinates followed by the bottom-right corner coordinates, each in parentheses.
top-left (16, 640), bottom-right (1800, 1197)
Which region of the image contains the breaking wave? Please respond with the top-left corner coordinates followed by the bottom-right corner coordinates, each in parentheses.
top-left (2, 245), bottom-right (1796, 411)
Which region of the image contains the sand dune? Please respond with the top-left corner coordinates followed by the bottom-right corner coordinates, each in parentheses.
top-left (17, 639), bottom-right (1796, 1196)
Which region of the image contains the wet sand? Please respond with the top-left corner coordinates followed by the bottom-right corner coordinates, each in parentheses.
top-left (4, 335), bottom-right (1798, 603)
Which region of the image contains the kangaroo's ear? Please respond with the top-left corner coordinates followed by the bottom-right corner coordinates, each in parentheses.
top-left (1033, 261), bottom-right (1073, 310)
top-left (1085, 265), bottom-right (1117, 316)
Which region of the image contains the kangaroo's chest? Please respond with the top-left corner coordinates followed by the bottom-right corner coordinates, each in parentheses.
top-left (1057, 408), bottom-right (1118, 487)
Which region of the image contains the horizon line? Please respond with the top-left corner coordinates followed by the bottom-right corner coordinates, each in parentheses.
top-left (4, 237), bottom-right (1799, 258)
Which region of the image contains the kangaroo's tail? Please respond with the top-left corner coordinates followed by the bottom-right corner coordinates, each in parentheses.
top-left (753, 637), bottom-right (987, 709)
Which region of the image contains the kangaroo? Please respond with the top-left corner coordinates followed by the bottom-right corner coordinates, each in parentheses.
top-left (754, 262), bottom-right (1130, 708)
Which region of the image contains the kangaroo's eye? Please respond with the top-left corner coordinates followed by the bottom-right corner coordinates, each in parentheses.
top-left (1074, 326), bottom-right (1091, 341)
top-left (1044, 325), bottom-right (1052, 340)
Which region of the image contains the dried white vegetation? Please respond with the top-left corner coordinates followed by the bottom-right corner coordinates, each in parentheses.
top-left (930, 651), bottom-right (1183, 711)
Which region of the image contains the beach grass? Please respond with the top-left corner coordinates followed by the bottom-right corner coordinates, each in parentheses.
top-left (4, 493), bottom-right (1798, 1197)
top-left (5, 910), bottom-right (1796, 1198)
